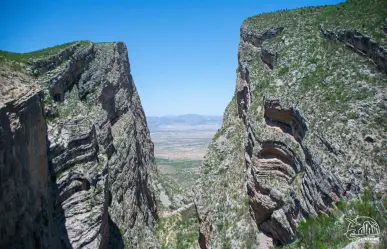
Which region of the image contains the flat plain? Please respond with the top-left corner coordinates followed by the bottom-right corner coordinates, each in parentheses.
top-left (148, 115), bottom-right (222, 210)
top-left (151, 128), bottom-right (217, 160)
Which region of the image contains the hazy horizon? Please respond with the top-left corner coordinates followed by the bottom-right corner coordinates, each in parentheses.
top-left (146, 114), bottom-right (222, 118)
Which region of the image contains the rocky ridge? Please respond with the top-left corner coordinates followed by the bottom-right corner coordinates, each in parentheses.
top-left (1, 1), bottom-right (387, 248)
top-left (196, 0), bottom-right (387, 248)
top-left (0, 41), bottom-right (159, 248)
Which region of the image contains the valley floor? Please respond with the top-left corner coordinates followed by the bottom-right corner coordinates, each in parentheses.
top-left (150, 123), bottom-right (220, 249)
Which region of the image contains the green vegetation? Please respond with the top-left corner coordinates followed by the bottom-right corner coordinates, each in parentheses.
top-left (347, 112), bottom-right (360, 120)
top-left (55, 168), bottom-right (68, 179)
top-left (199, 0), bottom-right (386, 247)
top-left (278, 66), bottom-right (290, 76)
top-left (0, 40), bottom-right (90, 63)
top-left (43, 94), bottom-right (54, 105)
top-left (246, 0), bottom-right (387, 45)
top-left (155, 157), bottom-right (201, 210)
top-left (95, 184), bottom-right (102, 194)
top-left (212, 125), bottom-right (227, 141)
top-left (274, 190), bottom-right (387, 249)
top-left (157, 215), bottom-right (199, 249)
top-left (155, 158), bottom-right (201, 169)
top-left (54, 86), bottom-right (95, 118)
top-left (239, 0), bottom-right (387, 162)
top-left (198, 95), bottom-right (255, 247)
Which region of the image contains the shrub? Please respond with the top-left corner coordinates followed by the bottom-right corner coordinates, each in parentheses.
top-left (294, 189), bottom-right (387, 249)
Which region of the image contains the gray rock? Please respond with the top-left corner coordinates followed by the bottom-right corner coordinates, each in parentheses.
top-left (196, 5), bottom-right (386, 248)
top-left (364, 134), bottom-right (375, 143)
top-left (1, 41), bottom-right (159, 249)
top-left (0, 71), bottom-right (61, 249)
top-left (240, 26), bottom-right (284, 47)
top-left (320, 24), bottom-right (387, 74)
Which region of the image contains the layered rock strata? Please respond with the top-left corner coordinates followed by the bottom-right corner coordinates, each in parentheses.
top-left (196, 1), bottom-right (387, 247)
top-left (1, 41), bottom-right (159, 249)
top-left (0, 68), bottom-right (61, 249)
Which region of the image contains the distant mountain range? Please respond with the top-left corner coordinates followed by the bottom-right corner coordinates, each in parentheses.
top-left (146, 114), bottom-right (223, 131)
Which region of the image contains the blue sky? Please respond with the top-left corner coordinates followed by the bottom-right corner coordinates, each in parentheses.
top-left (1, 0), bottom-right (343, 116)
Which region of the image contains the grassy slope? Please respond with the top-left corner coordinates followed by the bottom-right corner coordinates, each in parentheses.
top-left (155, 157), bottom-right (200, 210)
top-left (156, 158), bottom-right (202, 169)
top-left (0, 40), bottom-right (90, 63)
top-left (155, 158), bottom-right (202, 249)
top-left (199, 96), bottom-right (260, 248)
top-left (157, 214), bottom-right (199, 249)
top-left (246, 0), bottom-right (387, 45)
top-left (242, 0), bottom-right (387, 167)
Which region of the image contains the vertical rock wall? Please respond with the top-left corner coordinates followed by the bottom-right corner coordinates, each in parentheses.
top-left (0, 71), bottom-right (60, 249)
top-left (0, 41), bottom-right (159, 249)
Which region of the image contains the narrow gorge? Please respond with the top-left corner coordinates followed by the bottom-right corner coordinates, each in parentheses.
top-left (1, 0), bottom-right (387, 249)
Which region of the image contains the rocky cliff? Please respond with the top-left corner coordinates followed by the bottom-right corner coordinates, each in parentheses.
top-left (196, 0), bottom-right (387, 248)
top-left (0, 66), bottom-right (61, 249)
top-left (0, 41), bottom-right (159, 248)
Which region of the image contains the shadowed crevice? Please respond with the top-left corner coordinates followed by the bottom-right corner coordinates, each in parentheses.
top-left (264, 100), bottom-right (308, 143)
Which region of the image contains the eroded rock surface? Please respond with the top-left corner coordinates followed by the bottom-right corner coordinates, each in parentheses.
top-left (240, 26), bottom-right (283, 70)
top-left (320, 25), bottom-right (387, 74)
top-left (1, 41), bottom-right (159, 248)
top-left (196, 1), bottom-right (387, 247)
top-left (0, 68), bottom-right (61, 249)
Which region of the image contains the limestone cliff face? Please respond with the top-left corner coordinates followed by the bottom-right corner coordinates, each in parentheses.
top-left (0, 69), bottom-right (60, 249)
top-left (197, 0), bottom-right (387, 247)
top-left (0, 41), bottom-right (159, 248)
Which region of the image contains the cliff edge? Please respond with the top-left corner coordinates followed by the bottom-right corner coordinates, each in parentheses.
top-left (196, 0), bottom-right (387, 248)
top-left (0, 41), bottom-right (159, 248)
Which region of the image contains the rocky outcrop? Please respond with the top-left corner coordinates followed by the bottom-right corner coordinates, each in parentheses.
top-left (238, 81), bottom-right (343, 243)
top-left (198, 213), bottom-right (213, 249)
top-left (320, 25), bottom-right (387, 74)
top-left (0, 69), bottom-right (61, 249)
top-left (263, 100), bottom-right (307, 143)
top-left (236, 61), bottom-right (251, 119)
top-left (238, 24), bottom-right (386, 243)
top-left (240, 26), bottom-right (284, 47)
top-left (46, 42), bottom-right (158, 249)
top-left (383, 18), bottom-right (387, 33)
top-left (193, 201), bottom-right (213, 249)
top-left (198, 1), bottom-right (387, 247)
top-left (240, 26), bottom-right (283, 70)
top-left (29, 43), bottom-right (84, 76)
top-left (245, 127), bottom-right (343, 243)
top-left (260, 49), bottom-right (278, 70)
top-left (1, 41), bottom-right (159, 248)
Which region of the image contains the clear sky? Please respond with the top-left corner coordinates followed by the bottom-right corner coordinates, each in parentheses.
top-left (1, 0), bottom-right (343, 116)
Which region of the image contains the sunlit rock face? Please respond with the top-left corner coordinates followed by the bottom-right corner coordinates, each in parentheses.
top-left (196, 0), bottom-right (387, 247)
top-left (0, 41), bottom-right (159, 249)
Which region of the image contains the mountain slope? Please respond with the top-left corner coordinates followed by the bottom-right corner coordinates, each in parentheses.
top-left (196, 0), bottom-right (387, 248)
top-left (0, 41), bottom-right (159, 248)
